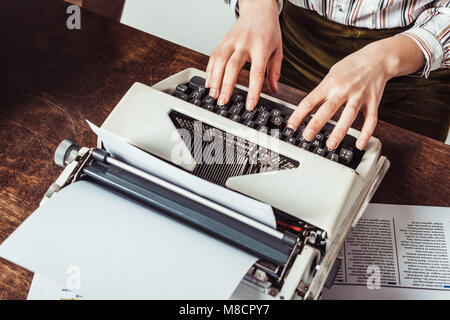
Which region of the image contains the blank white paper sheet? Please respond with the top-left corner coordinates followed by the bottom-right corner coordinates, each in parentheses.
top-left (0, 181), bottom-right (258, 299)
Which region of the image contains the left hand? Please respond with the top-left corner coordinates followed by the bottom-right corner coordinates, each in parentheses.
top-left (287, 35), bottom-right (425, 151)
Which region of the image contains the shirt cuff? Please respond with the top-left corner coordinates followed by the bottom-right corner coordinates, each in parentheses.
top-left (229, 0), bottom-right (283, 18)
top-left (400, 27), bottom-right (445, 78)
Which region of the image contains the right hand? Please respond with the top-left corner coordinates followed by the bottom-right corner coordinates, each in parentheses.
top-left (205, 0), bottom-right (282, 110)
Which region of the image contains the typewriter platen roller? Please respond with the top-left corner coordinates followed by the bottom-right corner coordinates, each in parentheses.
top-left (45, 68), bottom-right (390, 299)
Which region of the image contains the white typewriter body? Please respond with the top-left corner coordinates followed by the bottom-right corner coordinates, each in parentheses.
top-left (46, 68), bottom-right (390, 299)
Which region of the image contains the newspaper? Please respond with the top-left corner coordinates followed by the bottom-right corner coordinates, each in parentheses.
top-left (322, 204), bottom-right (450, 299)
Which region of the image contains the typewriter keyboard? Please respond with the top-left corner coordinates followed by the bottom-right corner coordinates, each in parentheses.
top-left (173, 76), bottom-right (364, 169)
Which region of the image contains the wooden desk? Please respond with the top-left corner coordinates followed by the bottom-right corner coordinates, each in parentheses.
top-left (0, 0), bottom-right (448, 299)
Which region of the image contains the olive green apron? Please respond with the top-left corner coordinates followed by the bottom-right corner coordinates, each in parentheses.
top-left (279, 2), bottom-right (450, 141)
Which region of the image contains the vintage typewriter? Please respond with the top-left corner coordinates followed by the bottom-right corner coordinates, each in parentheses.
top-left (45, 68), bottom-right (390, 299)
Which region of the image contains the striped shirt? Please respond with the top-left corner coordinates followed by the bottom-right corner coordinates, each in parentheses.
top-left (225, 0), bottom-right (450, 77)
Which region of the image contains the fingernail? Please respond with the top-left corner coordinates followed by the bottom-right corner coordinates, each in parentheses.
top-left (218, 95), bottom-right (227, 106)
top-left (286, 123), bottom-right (294, 129)
top-left (303, 128), bottom-right (314, 141)
top-left (209, 88), bottom-right (218, 99)
top-left (327, 137), bottom-right (338, 150)
top-left (246, 99), bottom-right (256, 110)
top-left (356, 141), bottom-right (364, 150)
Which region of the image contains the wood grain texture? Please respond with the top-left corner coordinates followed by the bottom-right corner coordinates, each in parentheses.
top-left (0, 0), bottom-right (448, 299)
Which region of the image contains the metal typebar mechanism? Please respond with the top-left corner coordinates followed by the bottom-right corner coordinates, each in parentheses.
top-left (54, 139), bottom-right (298, 269)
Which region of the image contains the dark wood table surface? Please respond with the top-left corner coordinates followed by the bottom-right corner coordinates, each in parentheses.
top-left (0, 0), bottom-right (449, 299)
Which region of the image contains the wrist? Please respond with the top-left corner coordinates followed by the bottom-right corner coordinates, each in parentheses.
top-left (365, 36), bottom-right (425, 79)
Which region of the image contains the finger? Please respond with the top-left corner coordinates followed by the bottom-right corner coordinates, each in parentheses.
top-left (209, 46), bottom-right (235, 99)
top-left (266, 46), bottom-right (283, 94)
top-left (206, 44), bottom-right (226, 88)
top-left (326, 99), bottom-right (360, 150)
top-left (218, 51), bottom-right (248, 105)
top-left (356, 104), bottom-right (378, 150)
top-left (206, 36), bottom-right (230, 88)
top-left (205, 54), bottom-right (215, 88)
top-left (287, 87), bottom-right (325, 132)
top-left (246, 54), bottom-right (268, 110)
top-left (304, 97), bottom-right (343, 142)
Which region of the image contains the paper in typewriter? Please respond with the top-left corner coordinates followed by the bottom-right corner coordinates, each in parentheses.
top-left (87, 121), bottom-right (276, 228)
top-left (0, 181), bottom-right (259, 299)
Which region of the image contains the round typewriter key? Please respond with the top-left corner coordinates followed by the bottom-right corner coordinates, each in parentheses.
top-left (191, 98), bottom-right (202, 106)
top-left (230, 114), bottom-right (241, 122)
top-left (270, 109), bottom-right (281, 117)
top-left (189, 90), bottom-right (202, 100)
top-left (229, 104), bottom-right (243, 115)
top-left (327, 152), bottom-right (339, 162)
top-left (282, 127), bottom-right (295, 137)
top-left (243, 119), bottom-right (255, 128)
top-left (203, 103), bottom-right (215, 112)
top-left (313, 147), bottom-right (326, 156)
top-left (176, 93), bottom-right (188, 101)
top-left (257, 125), bottom-right (269, 132)
top-left (284, 137), bottom-right (296, 144)
top-left (231, 94), bottom-right (244, 103)
top-left (255, 105), bottom-right (267, 112)
top-left (217, 109), bottom-right (229, 117)
top-left (299, 141), bottom-right (311, 150)
top-left (242, 110), bottom-right (256, 120)
top-left (270, 116), bottom-right (283, 127)
top-left (175, 84), bottom-right (189, 94)
top-left (255, 117), bottom-right (268, 126)
top-left (202, 95), bottom-right (215, 105)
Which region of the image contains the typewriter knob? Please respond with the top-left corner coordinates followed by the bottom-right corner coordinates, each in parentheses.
top-left (55, 139), bottom-right (80, 168)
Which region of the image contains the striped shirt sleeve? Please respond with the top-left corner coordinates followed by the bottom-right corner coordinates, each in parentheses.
top-left (223, 0), bottom-right (283, 18)
top-left (400, 0), bottom-right (450, 77)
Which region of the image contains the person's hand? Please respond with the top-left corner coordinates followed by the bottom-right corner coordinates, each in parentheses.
top-left (205, 0), bottom-right (282, 110)
top-left (287, 35), bottom-right (425, 150)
